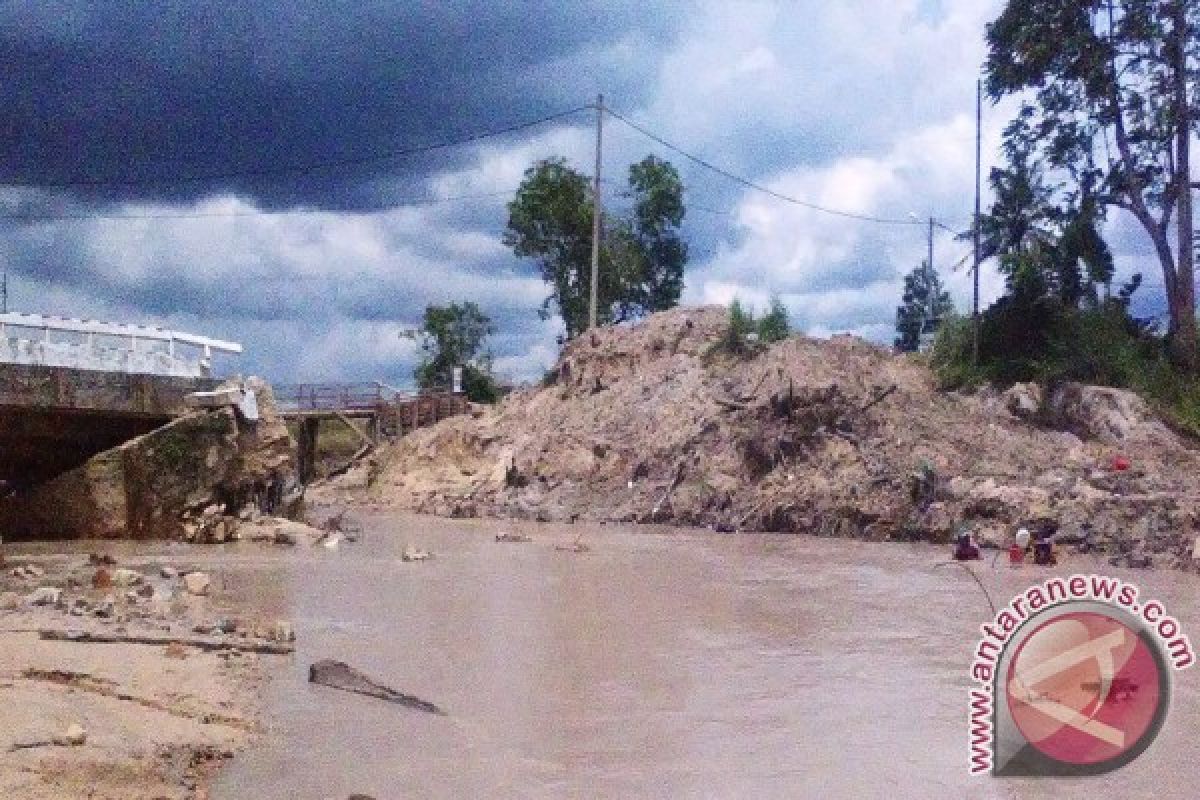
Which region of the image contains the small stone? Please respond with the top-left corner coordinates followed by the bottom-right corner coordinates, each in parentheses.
top-left (183, 572), bottom-right (212, 596)
top-left (273, 529), bottom-right (297, 546)
top-left (136, 583), bottom-right (155, 598)
top-left (164, 642), bottom-right (188, 660)
top-left (159, 566), bottom-right (179, 580)
top-left (92, 568), bottom-right (113, 589)
top-left (52, 724), bottom-right (87, 747)
top-left (214, 618), bottom-right (237, 634)
top-left (269, 620), bottom-right (295, 643)
top-left (25, 587), bottom-right (63, 607)
top-left (93, 596), bottom-right (115, 618)
top-left (87, 553), bottom-right (116, 566)
top-left (401, 547), bottom-right (431, 562)
top-left (111, 568), bottom-right (143, 587)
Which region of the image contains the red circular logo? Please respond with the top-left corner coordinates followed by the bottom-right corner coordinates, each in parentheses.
top-left (1005, 611), bottom-right (1164, 766)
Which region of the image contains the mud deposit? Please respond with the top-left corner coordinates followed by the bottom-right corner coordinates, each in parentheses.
top-left (215, 513), bottom-right (1200, 799)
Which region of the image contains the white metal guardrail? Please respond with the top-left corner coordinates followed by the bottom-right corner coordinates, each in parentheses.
top-left (0, 312), bottom-right (242, 378)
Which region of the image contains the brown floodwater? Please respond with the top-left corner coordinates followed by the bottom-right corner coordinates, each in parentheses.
top-left (209, 513), bottom-right (1200, 799)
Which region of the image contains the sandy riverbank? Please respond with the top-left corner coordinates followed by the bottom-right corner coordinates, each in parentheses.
top-left (0, 542), bottom-right (296, 800)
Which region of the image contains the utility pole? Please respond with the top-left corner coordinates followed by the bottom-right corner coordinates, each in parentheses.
top-left (927, 215), bottom-right (935, 326)
top-left (1, 265), bottom-right (6, 314)
top-left (972, 78), bottom-right (982, 365)
top-left (588, 93), bottom-right (604, 331)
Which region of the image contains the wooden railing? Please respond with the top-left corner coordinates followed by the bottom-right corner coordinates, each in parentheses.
top-left (276, 382), bottom-right (468, 438)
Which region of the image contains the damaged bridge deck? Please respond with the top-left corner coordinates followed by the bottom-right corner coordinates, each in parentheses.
top-left (0, 363), bottom-right (221, 487)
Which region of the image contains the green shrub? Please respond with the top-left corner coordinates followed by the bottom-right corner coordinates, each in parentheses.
top-left (757, 296), bottom-right (791, 343)
top-left (929, 314), bottom-right (986, 389)
top-left (708, 297), bottom-right (792, 360)
top-left (932, 302), bottom-right (1200, 438)
top-left (709, 298), bottom-right (759, 358)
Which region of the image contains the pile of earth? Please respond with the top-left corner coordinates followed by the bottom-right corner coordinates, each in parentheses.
top-left (330, 306), bottom-right (1200, 570)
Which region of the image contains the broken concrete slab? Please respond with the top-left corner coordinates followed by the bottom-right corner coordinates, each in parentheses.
top-left (0, 378), bottom-right (296, 540)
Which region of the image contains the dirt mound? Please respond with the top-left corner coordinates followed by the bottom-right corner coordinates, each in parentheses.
top-left (340, 306), bottom-right (1200, 569)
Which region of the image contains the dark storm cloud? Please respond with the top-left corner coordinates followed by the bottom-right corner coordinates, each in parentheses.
top-left (0, 0), bottom-right (682, 207)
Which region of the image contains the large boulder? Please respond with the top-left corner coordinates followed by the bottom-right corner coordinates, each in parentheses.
top-left (0, 379), bottom-right (296, 539)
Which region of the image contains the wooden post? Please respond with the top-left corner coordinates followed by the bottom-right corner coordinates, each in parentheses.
top-left (297, 417), bottom-right (320, 484)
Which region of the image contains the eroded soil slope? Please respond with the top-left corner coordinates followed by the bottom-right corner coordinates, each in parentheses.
top-left (341, 307), bottom-right (1200, 567)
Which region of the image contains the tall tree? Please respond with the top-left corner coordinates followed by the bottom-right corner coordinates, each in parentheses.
top-left (413, 302), bottom-right (498, 403)
top-left (979, 141), bottom-right (1115, 308)
top-left (504, 155), bottom-right (687, 339)
top-left (895, 262), bottom-right (954, 352)
top-left (985, 0), bottom-right (1198, 367)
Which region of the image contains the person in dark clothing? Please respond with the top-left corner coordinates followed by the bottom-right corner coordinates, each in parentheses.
top-left (1032, 533), bottom-right (1058, 566)
top-left (953, 528), bottom-right (980, 561)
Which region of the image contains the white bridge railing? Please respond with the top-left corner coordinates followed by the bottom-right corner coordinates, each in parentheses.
top-left (0, 312), bottom-right (242, 378)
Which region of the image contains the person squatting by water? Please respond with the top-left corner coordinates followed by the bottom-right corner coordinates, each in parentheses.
top-left (1006, 525), bottom-right (1061, 566)
top-left (953, 525), bottom-right (980, 561)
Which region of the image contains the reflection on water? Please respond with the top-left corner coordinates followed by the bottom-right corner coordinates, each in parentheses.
top-left (212, 514), bottom-right (1200, 799)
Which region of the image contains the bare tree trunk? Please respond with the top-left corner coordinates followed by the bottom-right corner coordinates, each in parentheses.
top-left (1170, 0), bottom-right (1197, 370)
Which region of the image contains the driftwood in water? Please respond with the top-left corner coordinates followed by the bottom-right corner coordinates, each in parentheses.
top-left (308, 659), bottom-right (444, 715)
top-left (38, 629), bottom-right (294, 655)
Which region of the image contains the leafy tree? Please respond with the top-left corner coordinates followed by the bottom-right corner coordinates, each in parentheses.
top-left (413, 302), bottom-right (498, 403)
top-left (895, 262), bottom-right (954, 352)
top-left (985, 0), bottom-right (1199, 367)
top-left (504, 155), bottom-right (687, 339)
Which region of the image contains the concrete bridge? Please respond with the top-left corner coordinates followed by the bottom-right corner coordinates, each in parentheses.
top-left (1, 312), bottom-right (470, 490)
top-left (0, 313), bottom-right (241, 487)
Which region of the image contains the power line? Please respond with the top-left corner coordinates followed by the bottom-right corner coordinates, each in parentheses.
top-left (0, 106), bottom-right (593, 190)
top-left (602, 106), bottom-right (924, 227)
top-left (0, 189), bottom-right (519, 222)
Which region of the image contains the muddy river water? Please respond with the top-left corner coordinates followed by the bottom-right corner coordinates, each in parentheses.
top-left (212, 513), bottom-right (1200, 799)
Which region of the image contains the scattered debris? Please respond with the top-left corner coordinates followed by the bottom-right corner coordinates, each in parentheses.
top-left (54, 723), bottom-right (88, 747)
top-left (401, 547), bottom-right (431, 562)
top-left (308, 659), bottom-right (443, 714)
top-left (25, 586), bottom-right (63, 607)
top-left (495, 532), bottom-right (532, 543)
top-left (265, 620), bottom-right (295, 643)
top-left (111, 567), bottom-right (144, 587)
top-left (183, 572), bottom-right (212, 596)
top-left (92, 568), bottom-right (114, 589)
